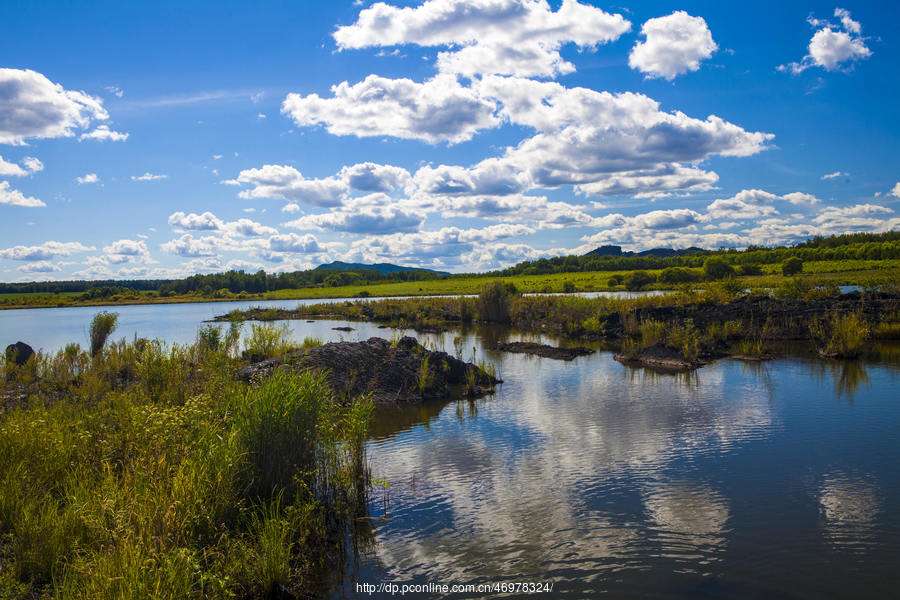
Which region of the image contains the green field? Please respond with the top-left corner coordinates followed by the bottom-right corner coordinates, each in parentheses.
top-left (2, 259), bottom-right (898, 310)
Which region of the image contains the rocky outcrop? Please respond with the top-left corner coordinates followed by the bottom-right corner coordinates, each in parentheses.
top-left (490, 341), bottom-right (594, 361)
top-left (5, 341), bottom-right (34, 366)
top-left (614, 343), bottom-right (704, 371)
top-left (237, 336), bottom-right (500, 404)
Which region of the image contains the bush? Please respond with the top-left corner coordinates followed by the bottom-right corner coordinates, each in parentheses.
top-left (738, 263), bottom-right (763, 276)
top-left (607, 274), bottom-right (624, 288)
top-left (624, 271), bottom-right (656, 291)
top-left (659, 267), bottom-right (700, 284)
top-left (478, 281), bottom-right (517, 322)
top-left (562, 280), bottom-right (576, 293)
top-left (782, 257), bottom-right (803, 276)
top-left (244, 323), bottom-right (293, 360)
top-left (703, 257), bottom-right (735, 280)
top-left (89, 311), bottom-right (118, 356)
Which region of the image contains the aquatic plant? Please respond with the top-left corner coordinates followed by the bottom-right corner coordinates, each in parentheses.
top-left (89, 310), bottom-right (118, 356)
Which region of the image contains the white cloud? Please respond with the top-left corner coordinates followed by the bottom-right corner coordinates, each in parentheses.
top-left (891, 182), bottom-right (900, 198)
top-left (0, 68), bottom-right (109, 145)
top-left (334, 0), bottom-right (631, 78)
top-left (78, 124), bottom-right (129, 142)
top-left (281, 203), bottom-right (300, 213)
top-left (168, 211), bottom-right (223, 231)
top-left (16, 260), bottom-right (61, 274)
top-left (282, 74), bottom-right (500, 144)
top-left (705, 189), bottom-right (820, 220)
top-left (160, 234), bottom-right (220, 257)
top-left (436, 194), bottom-right (593, 229)
top-left (131, 172), bottom-right (168, 181)
top-left (267, 232), bottom-right (324, 254)
top-left (576, 164), bottom-right (719, 198)
top-left (104, 86), bottom-right (124, 98)
top-left (103, 239), bottom-right (150, 264)
top-left (340, 162), bottom-right (411, 193)
top-left (821, 171), bottom-right (849, 179)
top-left (223, 218), bottom-right (278, 237)
top-left (629, 11), bottom-right (718, 81)
top-left (812, 203), bottom-right (892, 223)
top-left (0, 240), bottom-right (94, 261)
top-left (0, 155), bottom-right (43, 176)
top-left (75, 173), bottom-right (99, 184)
top-left (229, 164), bottom-right (348, 207)
top-left (285, 193), bottom-right (424, 234)
top-left (779, 9), bottom-right (871, 74)
top-left (0, 181), bottom-right (45, 207)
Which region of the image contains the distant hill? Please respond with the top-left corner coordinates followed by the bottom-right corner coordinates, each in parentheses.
top-left (314, 261), bottom-right (450, 275)
top-left (584, 245), bottom-right (706, 258)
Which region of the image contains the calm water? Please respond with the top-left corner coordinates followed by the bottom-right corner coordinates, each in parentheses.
top-left (1, 301), bottom-right (898, 599)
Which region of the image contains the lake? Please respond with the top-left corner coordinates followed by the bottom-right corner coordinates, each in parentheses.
top-left (2, 299), bottom-right (898, 599)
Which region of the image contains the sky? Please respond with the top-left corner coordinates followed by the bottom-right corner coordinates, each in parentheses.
top-left (1, 0), bottom-right (898, 282)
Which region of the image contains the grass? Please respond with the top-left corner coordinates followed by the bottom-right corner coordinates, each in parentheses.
top-left (3, 260), bottom-right (900, 311)
top-left (0, 314), bottom-right (373, 599)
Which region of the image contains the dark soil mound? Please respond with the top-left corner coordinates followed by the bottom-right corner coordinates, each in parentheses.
top-left (490, 341), bottom-right (594, 361)
top-left (237, 336), bottom-right (500, 404)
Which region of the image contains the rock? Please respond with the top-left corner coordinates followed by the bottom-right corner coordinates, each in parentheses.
top-left (490, 341), bottom-right (594, 361)
top-left (5, 342), bottom-right (34, 366)
top-left (237, 336), bottom-right (501, 404)
top-left (331, 326), bottom-right (355, 331)
top-left (615, 343), bottom-right (703, 371)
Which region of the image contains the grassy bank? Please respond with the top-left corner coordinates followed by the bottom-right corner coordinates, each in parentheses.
top-left (0, 319), bottom-right (373, 598)
top-left (221, 282), bottom-right (900, 363)
top-left (4, 260), bottom-right (900, 310)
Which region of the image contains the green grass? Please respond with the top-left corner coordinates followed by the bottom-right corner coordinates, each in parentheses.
top-left (0, 315), bottom-right (372, 598)
top-left (3, 260), bottom-right (899, 311)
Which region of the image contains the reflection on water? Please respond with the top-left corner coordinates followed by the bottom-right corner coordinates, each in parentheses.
top-left (810, 360), bottom-right (873, 401)
top-left (819, 472), bottom-right (881, 551)
top-left (335, 334), bottom-right (900, 599)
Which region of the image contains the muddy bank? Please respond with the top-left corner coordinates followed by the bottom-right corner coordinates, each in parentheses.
top-left (490, 341), bottom-right (594, 361)
top-left (238, 336), bottom-right (500, 404)
top-left (615, 343), bottom-right (704, 371)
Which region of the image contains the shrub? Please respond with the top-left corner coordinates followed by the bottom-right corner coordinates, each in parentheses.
top-left (89, 311), bottom-right (118, 356)
top-left (738, 263), bottom-right (763, 276)
top-left (703, 256), bottom-right (735, 280)
top-left (607, 274), bottom-right (624, 288)
top-left (562, 280), bottom-right (576, 293)
top-left (244, 323), bottom-right (293, 360)
top-left (477, 281), bottom-right (517, 323)
top-left (624, 271), bottom-right (656, 291)
top-left (659, 267), bottom-right (700, 284)
top-left (782, 257), bottom-right (803, 276)
top-left (197, 324), bottom-right (223, 352)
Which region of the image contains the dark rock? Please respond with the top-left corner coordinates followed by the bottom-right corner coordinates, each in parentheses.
top-left (615, 343), bottom-right (703, 371)
top-left (331, 326), bottom-right (355, 331)
top-left (5, 342), bottom-right (34, 366)
top-left (237, 337), bottom-right (501, 404)
top-left (490, 341), bottom-right (594, 361)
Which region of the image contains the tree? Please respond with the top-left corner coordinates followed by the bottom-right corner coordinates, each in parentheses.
top-left (782, 257), bottom-right (803, 276)
top-left (624, 271), bottom-right (656, 291)
top-left (703, 256), bottom-right (735, 280)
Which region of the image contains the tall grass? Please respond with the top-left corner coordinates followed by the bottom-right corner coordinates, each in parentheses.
top-left (0, 322), bottom-right (372, 598)
top-left (89, 310), bottom-right (118, 356)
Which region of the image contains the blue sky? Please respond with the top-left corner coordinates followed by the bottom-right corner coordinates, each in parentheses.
top-left (1, 0), bottom-right (898, 281)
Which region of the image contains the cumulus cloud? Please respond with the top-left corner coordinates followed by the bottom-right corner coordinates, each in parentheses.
top-left (102, 239), bottom-right (150, 264)
top-left (436, 194), bottom-right (593, 228)
top-left (79, 124), bottom-right (129, 142)
top-left (0, 180), bottom-right (45, 207)
top-left (0, 240), bottom-right (94, 261)
top-left (161, 234), bottom-right (220, 257)
top-left (168, 211), bottom-right (223, 231)
top-left (339, 162), bottom-right (411, 193)
top-left (0, 68), bottom-right (110, 145)
top-left (333, 0), bottom-right (630, 78)
top-left (0, 155), bottom-right (42, 176)
top-left (228, 164), bottom-right (348, 207)
top-left (16, 261), bottom-right (62, 274)
top-left (779, 8), bottom-right (871, 74)
top-left (705, 189), bottom-right (821, 220)
top-left (282, 74), bottom-right (500, 144)
top-left (891, 182), bottom-right (900, 198)
top-left (75, 173), bottom-right (100, 184)
top-left (132, 172), bottom-right (168, 181)
top-left (285, 193), bottom-right (424, 234)
top-left (629, 11), bottom-right (718, 81)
